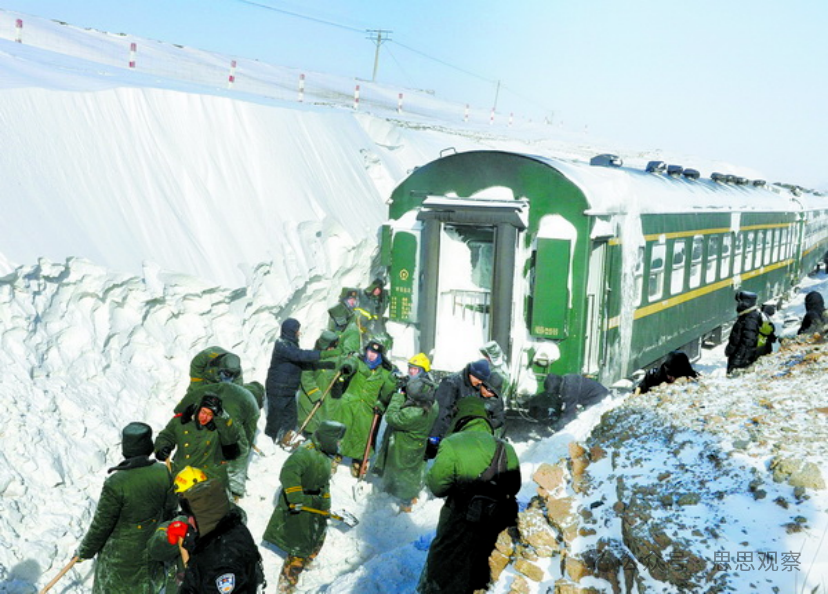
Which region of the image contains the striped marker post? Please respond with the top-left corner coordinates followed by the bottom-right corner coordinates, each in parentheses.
top-left (15, 19), bottom-right (22, 43)
top-left (227, 60), bottom-right (237, 89)
top-left (489, 108), bottom-right (495, 126)
top-left (129, 42), bottom-right (137, 69)
top-left (397, 93), bottom-right (403, 114)
top-left (354, 84), bottom-right (360, 110)
top-left (464, 104), bottom-right (469, 123)
top-left (509, 112), bottom-right (514, 127)
top-left (298, 73), bottom-right (305, 102)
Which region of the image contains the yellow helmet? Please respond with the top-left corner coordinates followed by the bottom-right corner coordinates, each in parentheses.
top-left (408, 352), bottom-right (431, 373)
top-left (174, 466), bottom-right (208, 494)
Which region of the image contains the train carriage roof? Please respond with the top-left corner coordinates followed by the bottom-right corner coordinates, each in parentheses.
top-left (523, 153), bottom-right (812, 215)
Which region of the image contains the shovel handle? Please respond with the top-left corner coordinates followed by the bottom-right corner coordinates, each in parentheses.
top-left (178, 537), bottom-right (190, 567)
top-left (358, 411), bottom-right (381, 480)
top-left (40, 556), bottom-right (79, 594)
top-left (293, 371), bottom-right (343, 443)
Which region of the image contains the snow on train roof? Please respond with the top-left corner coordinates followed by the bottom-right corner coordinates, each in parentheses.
top-left (522, 153), bottom-right (816, 215)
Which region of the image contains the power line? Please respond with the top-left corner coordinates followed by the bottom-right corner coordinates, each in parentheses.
top-left (391, 40), bottom-right (496, 85)
top-left (233, 0), bottom-right (364, 33)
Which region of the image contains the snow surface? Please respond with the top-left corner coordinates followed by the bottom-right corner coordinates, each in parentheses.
top-left (0, 9), bottom-right (826, 594)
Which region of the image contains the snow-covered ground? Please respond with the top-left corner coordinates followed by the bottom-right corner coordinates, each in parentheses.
top-left (0, 9), bottom-right (826, 594)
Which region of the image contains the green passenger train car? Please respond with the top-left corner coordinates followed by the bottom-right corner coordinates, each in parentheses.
top-left (378, 150), bottom-right (828, 399)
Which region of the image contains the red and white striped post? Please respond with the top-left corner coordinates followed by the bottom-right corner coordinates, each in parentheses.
top-left (15, 19), bottom-right (23, 43)
top-left (464, 104), bottom-right (469, 123)
top-left (227, 60), bottom-right (237, 89)
top-left (397, 92), bottom-right (403, 114)
top-left (298, 73), bottom-right (305, 102)
top-left (489, 108), bottom-right (495, 126)
top-left (353, 84), bottom-right (360, 110)
top-left (509, 112), bottom-right (514, 127)
top-left (129, 42), bottom-right (137, 69)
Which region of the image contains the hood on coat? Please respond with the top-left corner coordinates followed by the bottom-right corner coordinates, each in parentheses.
top-left (280, 318), bottom-right (301, 341)
top-left (662, 350), bottom-right (698, 379)
top-left (211, 352), bottom-right (242, 383)
top-left (543, 373), bottom-right (563, 397)
top-left (313, 420), bottom-right (347, 456)
top-left (805, 291), bottom-right (825, 313)
top-left (180, 479), bottom-right (230, 537)
top-left (315, 330), bottom-right (340, 351)
top-left (406, 376), bottom-right (437, 406)
top-left (448, 396), bottom-right (493, 435)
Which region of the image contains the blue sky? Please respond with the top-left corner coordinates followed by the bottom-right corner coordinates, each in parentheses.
top-left (2, 0), bottom-right (826, 188)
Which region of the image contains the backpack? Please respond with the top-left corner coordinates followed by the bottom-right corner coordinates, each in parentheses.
top-left (757, 314), bottom-right (774, 350)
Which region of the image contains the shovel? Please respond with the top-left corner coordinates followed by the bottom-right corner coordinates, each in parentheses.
top-left (39, 556), bottom-right (79, 594)
top-left (292, 505), bottom-right (359, 528)
top-left (353, 410), bottom-right (381, 499)
top-left (289, 371), bottom-right (342, 449)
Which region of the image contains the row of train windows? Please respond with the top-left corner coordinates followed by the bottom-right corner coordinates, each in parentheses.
top-left (634, 227), bottom-right (793, 305)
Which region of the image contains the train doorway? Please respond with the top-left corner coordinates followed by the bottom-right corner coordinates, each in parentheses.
top-left (434, 224), bottom-right (494, 370)
top-left (416, 196), bottom-right (527, 372)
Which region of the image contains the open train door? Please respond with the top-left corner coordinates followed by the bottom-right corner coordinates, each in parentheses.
top-left (416, 196), bottom-right (527, 372)
top-left (584, 240), bottom-right (609, 375)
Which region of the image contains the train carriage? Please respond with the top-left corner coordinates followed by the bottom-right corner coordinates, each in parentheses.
top-left (378, 149), bottom-right (828, 399)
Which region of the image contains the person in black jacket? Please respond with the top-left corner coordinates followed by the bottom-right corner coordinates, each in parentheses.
top-left (797, 291), bottom-right (827, 336)
top-left (637, 350), bottom-right (699, 394)
top-left (525, 373), bottom-right (610, 428)
top-left (176, 479), bottom-right (265, 594)
top-left (725, 290), bottom-right (763, 375)
top-left (426, 359), bottom-right (491, 458)
top-left (265, 318), bottom-right (334, 446)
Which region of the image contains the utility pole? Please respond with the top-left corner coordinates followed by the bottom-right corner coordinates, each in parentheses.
top-left (366, 29), bottom-right (392, 82)
top-left (492, 80), bottom-right (501, 112)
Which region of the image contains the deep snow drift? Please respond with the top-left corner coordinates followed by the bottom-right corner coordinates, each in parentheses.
top-left (0, 9), bottom-right (826, 594)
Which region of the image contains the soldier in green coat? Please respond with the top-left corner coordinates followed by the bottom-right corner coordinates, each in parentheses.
top-left (174, 382), bottom-right (260, 500)
top-left (374, 376), bottom-right (439, 513)
top-left (76, 422), bottom-right (176, 594)
top-left (297, 330), bottom-right (342, 437)
top-left (417, 398), bottom-right (522, 594)
top-left (187, 346), bottom-right (243, 387)
top-left (263, 420), bottom-right (347, 593)
top-left (155, 394), bottom-right (241, 491)
top-left (327, 288), bottom-right (364, 355)
top-left (332, 338), bottom-right (398, 476)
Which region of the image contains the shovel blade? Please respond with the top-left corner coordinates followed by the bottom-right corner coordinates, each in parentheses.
top-left (331, 508), bottom-right (359, 527)
top-left (352, 479), bottom-right (373, 501)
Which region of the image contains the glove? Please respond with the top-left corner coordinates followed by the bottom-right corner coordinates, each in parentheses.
top-left (425, 436), bottom-right (441, 460)
top-left (166, 521), bottom-right (189, 545)
top-left (290, 504), bottom-right (304, 515)
top-left (155, 446), bottom-right (173, 462)
top-left (373, 405), bottom-right (383, 415)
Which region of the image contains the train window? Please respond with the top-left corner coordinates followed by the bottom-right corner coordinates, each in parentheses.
top-left (772, 229), bottom-right (780, 262)
top-left (706, 235), bottom-right (720, 283)
top-left (648, 240), bottom-right (666, 301)
top-left (764, 230), bottom-right (774, 264)
top-left (670, 239), bottom-right (686, 295)
top-left (733, 233), bottom-right (743, 274)
top-left (780, 227), bottom-right (789, 260)
top-left (754, 230), bottom-right (764, 268)
top-left (634, 246), bottom-right (644, 305)
top-left (720, 234), bottom-right (732, 278)
top-left (689, 235), bottom-right (703, 288)
top-left (744, 232), bottom-right (755, 271)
